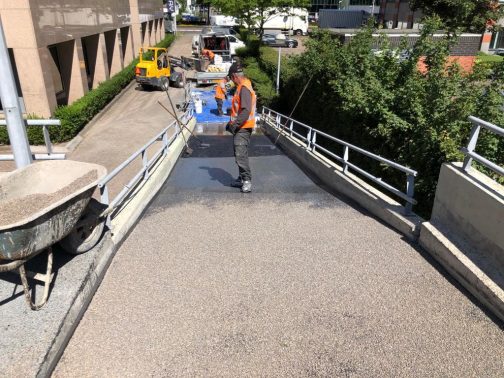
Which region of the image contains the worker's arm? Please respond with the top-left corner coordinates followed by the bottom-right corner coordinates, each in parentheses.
top-left (233, 87), bottom-right (252, 128)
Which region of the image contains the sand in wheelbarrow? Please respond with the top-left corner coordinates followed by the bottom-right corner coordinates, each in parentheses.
top-left (0, 170), bottom-right (98, 226)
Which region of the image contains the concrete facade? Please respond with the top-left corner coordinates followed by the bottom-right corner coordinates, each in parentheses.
top-left (378, 0), bottom-right (422, 29)
top-left (0, 0), bottom-right (165, 117)
top-left (429, 163), bottom-right (504, 266)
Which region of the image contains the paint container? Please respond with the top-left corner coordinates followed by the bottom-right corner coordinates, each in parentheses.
top-left (195, 97), bottom-right (203, 114)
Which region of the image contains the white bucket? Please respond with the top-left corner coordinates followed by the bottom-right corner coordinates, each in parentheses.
top-left (194, 98), bottom-right (203, 114)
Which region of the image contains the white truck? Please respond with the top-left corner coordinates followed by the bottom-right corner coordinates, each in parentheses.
top-left (246, 7), bottom-right (309, 36)
top-left (210, 15), bottom-right (238, 27)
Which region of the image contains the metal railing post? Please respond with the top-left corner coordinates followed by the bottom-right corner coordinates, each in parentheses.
top-left (343, 145), bottom-right (349, 174)
top-left (462, 123), bottom-right (481, 172)
top-left (276, 114), bottom-right (280, 129)
top-left (311, 130), bottom-right (317, 153)
top-left (306, 128), bottom-right (312, 150)
top-left (142, 150), bottom-right (149, 180)
top-left (0, 19), bottom-right (32, 168)
top-left (290, 120), bottom-right (294, 136)
top-left (405, 174), bottom-right (415, 214)
top-left (162, 131), bottom-right (168, 156)
top-left (42, 125), bottom-right (53, 155)
top-left (100, 184), bottom-right (111, 228)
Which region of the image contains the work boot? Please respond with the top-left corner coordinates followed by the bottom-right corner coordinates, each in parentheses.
top-left (230, 177), bottom-right (243, 188)
top-left (241, 180), bottom-right (252, 193)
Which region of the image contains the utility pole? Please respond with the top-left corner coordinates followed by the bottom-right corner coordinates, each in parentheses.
top-left (276, 46), bottom-right (281, 94)
top-left (0, 18), bottom-right (32, 168)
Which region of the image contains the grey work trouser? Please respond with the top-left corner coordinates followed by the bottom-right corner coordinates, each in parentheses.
top-left (233, 128), bottom-right (252, 182)
top-left (216, 98), bottom-right (223, 115)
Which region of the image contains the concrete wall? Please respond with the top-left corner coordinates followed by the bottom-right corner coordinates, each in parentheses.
top-left (419, 162), bottom-right (504, 322)
top-left (429, 163), bottom-right (504, 266)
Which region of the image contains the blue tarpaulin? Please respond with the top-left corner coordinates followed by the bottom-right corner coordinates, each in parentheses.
top-left (192, 88), bottom-right (232, 124)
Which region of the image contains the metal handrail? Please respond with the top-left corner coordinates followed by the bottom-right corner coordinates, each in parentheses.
top-left (461, 116), bottom-right (504, 177)
top-left (98, 120), bottom-right (180, 226)
top-left (262, 107), bottom-right (418, 212)
top-left (0, 119), bottom-right (64, 160)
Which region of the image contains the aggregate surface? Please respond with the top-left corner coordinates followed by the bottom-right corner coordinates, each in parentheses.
top-left (55, 134), bottom-right (504, 377)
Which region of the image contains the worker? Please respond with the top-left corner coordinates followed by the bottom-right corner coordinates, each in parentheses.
top-left (225, 62), bottom-right (256, 193)
top-left (215, 79), bottom-right (227, 116)
top-left (201, 48), bottom-right (215, 64)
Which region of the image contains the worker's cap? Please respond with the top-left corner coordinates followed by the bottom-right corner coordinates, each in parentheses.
top-left (227, 62), bottom-right (242, 79)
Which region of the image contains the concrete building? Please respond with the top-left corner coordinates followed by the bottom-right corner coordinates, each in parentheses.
top-left (0, 0), bottom-right (164, 117)
top-left (311, 0), bottom-right (379, 14)
top-left (378, 0), bottom-right (422, 29)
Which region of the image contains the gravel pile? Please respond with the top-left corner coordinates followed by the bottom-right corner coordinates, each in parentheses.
top-left (0, 170), bottom-right (98, 227)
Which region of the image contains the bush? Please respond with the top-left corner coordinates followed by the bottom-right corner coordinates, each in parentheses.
top-left (242, 57), bottom-right (278, 107)
top-left (279, 21), bottom-right (504, 217)
top-left (0, 34), bottom-right (175, 145)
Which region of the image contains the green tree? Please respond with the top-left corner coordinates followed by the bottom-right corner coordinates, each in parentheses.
top-left (410, 0), bottom-right (504, 32)
top-left (210, 0), bottom-right (310, 40)
top-left (274, 17), bottom-right (504, 217)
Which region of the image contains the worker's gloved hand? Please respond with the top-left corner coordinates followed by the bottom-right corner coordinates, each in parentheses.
top-left (225, 121), bottom-right (237, 135)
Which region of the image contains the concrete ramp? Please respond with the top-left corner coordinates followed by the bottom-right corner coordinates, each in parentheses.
top-left (54, 128), bottom-right (504, 377)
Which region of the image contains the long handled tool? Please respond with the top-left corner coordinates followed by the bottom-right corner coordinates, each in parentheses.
top-left (161, 85), bottom-right (193, 156)
top-left (157, 100), bottom-right (210, 148)
top-left (273, 75), bottom-right (314, 144)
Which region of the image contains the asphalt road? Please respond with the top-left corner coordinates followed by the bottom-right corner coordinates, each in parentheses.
top-left (54, 132), bottom-right (504, 377)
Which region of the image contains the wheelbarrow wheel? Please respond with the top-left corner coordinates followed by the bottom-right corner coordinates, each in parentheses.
top-left (59, 199), bottom-right (105, 255)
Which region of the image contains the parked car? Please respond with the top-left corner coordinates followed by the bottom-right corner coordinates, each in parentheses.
top-left (261, 34), bottom-right (298, 48)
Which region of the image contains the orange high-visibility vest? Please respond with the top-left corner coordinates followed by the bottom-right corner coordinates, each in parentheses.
top-left (230, 79), bottom-right (256, 129)
top-left (215, 80), bottom-right (226, 100)
top-left (202, 49), bottom-right (215, 60)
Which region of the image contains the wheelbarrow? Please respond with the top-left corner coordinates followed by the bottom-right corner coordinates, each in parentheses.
top-left (0, 160), bottom-right (107, 310)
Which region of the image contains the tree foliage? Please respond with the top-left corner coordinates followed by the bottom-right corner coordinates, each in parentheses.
top-left (267, 17), bottom-right (504, 217)
top-left (410, 0), bottom-right (504, 32)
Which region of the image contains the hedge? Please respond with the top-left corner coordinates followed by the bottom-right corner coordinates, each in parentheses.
top-left (0, 34), bottom-right (175, 145)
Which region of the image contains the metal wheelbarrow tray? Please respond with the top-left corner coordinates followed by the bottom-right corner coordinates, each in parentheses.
top-left (0, 160), bottom-right (107, 310)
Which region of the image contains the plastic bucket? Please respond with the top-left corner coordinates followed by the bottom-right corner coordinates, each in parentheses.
top-left (195, 98), bottom-right (203, 114)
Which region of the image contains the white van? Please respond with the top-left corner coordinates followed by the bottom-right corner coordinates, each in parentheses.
top-left (193, 31), bottom-right (244, 56)
top-left (210, 15), bottom-right (238, 27)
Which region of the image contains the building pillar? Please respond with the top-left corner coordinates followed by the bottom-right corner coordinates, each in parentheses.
top-left (160, 17), bottom-right (166, 40)
top-left (104, 29), bottom-right (122, 77)
top-left (13, 47), bottom-right (57, 117)
top-left (129, 0), bottom-right (142, 54)
top-left (120, 26), bottom-right (135, 66)
top-left (92, 33), bottom-right (109, 88)
top-left (61, 39), bottom-right (88, 104)
top-left (480, 31), bottom-right (493, 53)
top-left (148, 20), bottom-right (154, 46)
top-left (155, 19), bottom-right (161, 44)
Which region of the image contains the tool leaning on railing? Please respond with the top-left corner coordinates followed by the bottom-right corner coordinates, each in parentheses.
top-left (461, 116), bottom-right (504, 178)
top-left (0, 119), bottom-right (65, 161)
top-left (98, 106), bottom-right (194, 228)
top-left (261, 107), bottom-right (418, 213)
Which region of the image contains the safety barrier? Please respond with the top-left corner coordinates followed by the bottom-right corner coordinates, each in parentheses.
top-left (98, 106), bottom-right (194, 227)
top-left (261, 107), bottom-right (418, 212)
top-left (461, 116), bottom-right (504, 178)
top-left (0, 119), bottom-right (65, 161)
